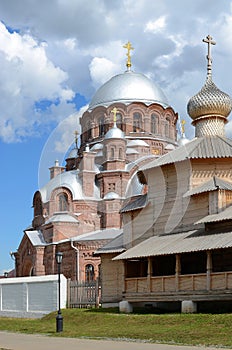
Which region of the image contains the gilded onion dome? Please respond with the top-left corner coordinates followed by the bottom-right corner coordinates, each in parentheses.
top-left (187, 35), bottom-right (232, 137)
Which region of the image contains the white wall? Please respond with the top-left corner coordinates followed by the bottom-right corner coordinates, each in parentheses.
top-left (0, 274), bottom-right (67, 318)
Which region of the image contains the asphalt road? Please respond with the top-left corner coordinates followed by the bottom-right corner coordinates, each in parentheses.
top-left (0, 331), bottom-right (230, 350)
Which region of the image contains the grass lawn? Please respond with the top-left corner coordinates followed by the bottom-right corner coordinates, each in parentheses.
top-left (0, 308), bottom-right (232, 347)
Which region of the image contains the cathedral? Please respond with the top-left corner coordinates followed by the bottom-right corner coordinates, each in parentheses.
top-left (14, 42), bottom-right (179, 281)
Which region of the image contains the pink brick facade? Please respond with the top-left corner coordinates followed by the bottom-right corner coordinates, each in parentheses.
top-left (14, 70), bottom-right (178, 282)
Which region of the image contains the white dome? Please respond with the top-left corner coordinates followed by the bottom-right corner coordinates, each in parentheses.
top-left (66, 148), bottom-right (78, 159)
top-left (39, 170), bottom-right (100, 202)
top-left (90, 143), bottom-right (103, 151)
top-left (178, 135), bottom-right (190, 146)
top-left (105, 124), bottom-right (125, 139)
top-left (104, 191), bottom-right (120, 199)
top-left (88, 71), bottom-right (169, 110)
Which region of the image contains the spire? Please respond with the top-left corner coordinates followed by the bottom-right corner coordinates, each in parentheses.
top-left (202, 35), bottom-right (216, 78)
top-left (123, 41), bottom-right (134, 71)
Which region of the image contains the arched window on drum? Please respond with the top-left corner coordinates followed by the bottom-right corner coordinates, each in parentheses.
top-left (116, 112), bottom-right (123, 130)
top-left (133, 112), bottom-right (142, 132)
top-left (87, 121), bottom-right (92, 140)
top-left (99, 117), bottom-right (105, 136)
top-left (165, 118), bottom-right (170, 138)
top-left (151, 113), bottom-right (159, 134)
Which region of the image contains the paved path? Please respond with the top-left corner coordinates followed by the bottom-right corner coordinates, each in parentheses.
top-left (0, 331), bottom-right (230, 350)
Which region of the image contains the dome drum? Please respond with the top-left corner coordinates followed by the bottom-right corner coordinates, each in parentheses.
top-left (194, 116), bottom-right (226, 138)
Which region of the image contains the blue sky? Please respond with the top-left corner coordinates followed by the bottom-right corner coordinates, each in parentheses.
top-left (1, 0), bottom-right (232, 274)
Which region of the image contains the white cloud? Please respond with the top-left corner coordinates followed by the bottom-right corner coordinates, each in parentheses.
top-left (0, 0), bottom-right (231, 143)
top-left (144, 16), bottom-right (166, 34)
top-left (38, 105), bottom-right (88, 187)
top-left (0, 21), bottom-right (75, 142)
top-left (89, 57), bottom-right (119, 88)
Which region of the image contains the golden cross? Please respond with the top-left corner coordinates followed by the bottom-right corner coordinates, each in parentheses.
top-left (181, 120), bottom-right (186, 134)
top-left (123, 41), bottom-right (134, 69)
top-left (111, 107), bottom-right (118, 123)
top-left (202, 35), bottom-right (216, 76)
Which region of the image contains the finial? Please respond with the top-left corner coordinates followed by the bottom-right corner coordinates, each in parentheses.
top-left (111, 107), bottom-right (118, 124)
top-left (202, 35), bottom-right (216, 77)
top-left (123, 41), bottom-right (134, 71)
top-left (74, 130), bottom-right (79, 149)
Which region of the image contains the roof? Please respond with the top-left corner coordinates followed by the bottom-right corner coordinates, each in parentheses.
top-left (140, 136), bottom-right (232, 171)
top-left (195, 205), bottom-right (232, 224)
top-left (90, 143), bottom-right (103, 151)
top-left (127, 139), bottom-right (149, 147)
top-left (184, 176), bottom-right (232, 197)
top-left (126, 148), bottom-right (139, 155)
top-left (88, 70), bottom-right (169, 110)
top-left (120, 194), bottom-right (147, 213)
top-left (95, 233), bottom-right (125, 254)
top-left (44, 213), bottom-right (79, 224)
top-left (25, 230), bottom-right (46, 246)
top-left (113, 230), bottom-right (232, 260)
top-left (72, 228), bottom-right (122, 242)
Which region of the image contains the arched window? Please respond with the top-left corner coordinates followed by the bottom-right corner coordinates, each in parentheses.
top-left (85, 264), bottom-right (95, 282)
top-left (110, 147), bottom-right (114, 159)
top-left (151, 114), bottom-right (158, 134)
top-left (133, 112), bottom-right (142, 132)
top-left (165, 118), bottom-right (170, 138)
top-left (59, 193), bottom-right (68, 212)
top-left (87, 121), bottom-right (92, 140)
top-left (119, 148), bottom-right (123, 159)
top-left (116, 113), bottom-right (123, 130)
top-left (99, 117), bottom-right (105, 136)
top-left (34, 197), bottom-right (43, 216)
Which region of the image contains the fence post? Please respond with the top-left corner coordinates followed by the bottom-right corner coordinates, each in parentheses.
top-left (66, 278), bottom-right (71, 308)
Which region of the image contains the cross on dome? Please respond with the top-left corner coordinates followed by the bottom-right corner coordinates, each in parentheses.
top-left (111, 107), bottom-right (118, 123)
top-left (202, 35), bottom-right (216, 77)
top-left (181, 119), bottom-right (186, 134)
top-left (123, 41), bottom-right (134, 70)
top-left (74, 130), bottom-right (79, 149)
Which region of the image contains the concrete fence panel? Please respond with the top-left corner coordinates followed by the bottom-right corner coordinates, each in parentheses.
top-left (0, 274), bottom-right (67, 318)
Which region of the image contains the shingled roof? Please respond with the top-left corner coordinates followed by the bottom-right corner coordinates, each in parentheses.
top-left (183, 176), bottom-right (232, 197)
top-left (140, 136), bottom-right (232, 171)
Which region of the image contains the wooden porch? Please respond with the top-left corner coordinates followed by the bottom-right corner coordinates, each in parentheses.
top-left (124, 271), bottom-right (232, 302)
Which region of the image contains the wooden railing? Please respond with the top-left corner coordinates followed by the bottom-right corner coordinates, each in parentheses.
top-left (125, 272), bottom-right (232, 294)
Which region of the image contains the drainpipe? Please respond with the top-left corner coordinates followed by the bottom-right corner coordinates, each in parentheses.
top-left (70, 240), bottom-right (79, 281)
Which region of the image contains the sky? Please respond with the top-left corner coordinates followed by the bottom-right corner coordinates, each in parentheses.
top-left (1, 0), bottom-right (232, 274)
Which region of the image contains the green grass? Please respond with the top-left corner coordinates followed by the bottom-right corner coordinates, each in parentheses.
top-left (0, 308), bottom-right (232, 347)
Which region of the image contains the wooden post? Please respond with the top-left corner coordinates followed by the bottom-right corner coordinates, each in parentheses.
top-left (147, 257), bottom-right (152, 292)
top-left (122, 260), bottom-right (126, 293)
top-left (175, 254), bottom-right (181, 291)
top-left (206, 251), bottom-right (212, 291)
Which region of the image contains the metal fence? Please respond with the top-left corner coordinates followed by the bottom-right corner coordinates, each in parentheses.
top-left (67, 280), bottom-right (101, 308)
